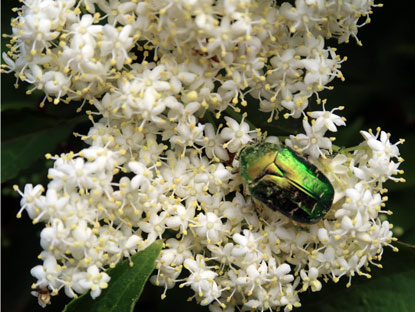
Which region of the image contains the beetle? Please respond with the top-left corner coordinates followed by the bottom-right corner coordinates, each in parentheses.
top-left (238, 142), bottom-right (334, 224)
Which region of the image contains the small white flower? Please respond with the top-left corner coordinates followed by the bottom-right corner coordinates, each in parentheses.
top-left (165, 201), bottom-right (195, 235)
top-left (101, 25), bottom-right (134, 69)
top-left (232, 229), bottom-right (264, 263)
top-left (170, 116), bottom-right (205, 151)
top-left (69, 14), bottom-right (102, 43)
top-left (202, 123), bottom-right (229, 161)
top-left (31, 254), bottom-right (61, 290)
top-left (40, 218), bottom-right (68, 250)
top-left (302, 52), bottom-right (339, 88)
top-left (308, 106), bottom-right (346, 132)
top-left (183, 255), bottom-right (219, 301)
top-left (193, 212), bottom-right (225, 244)
top-left (78, 265), bottom-right (110, 299)
top-left (15, 184), bottom-right (44, 220)
top-left (300, 268), bottom-right (322, 292)
top-left (286, 119), bottom-right (332, 158)
top-left (41, 71), bottom-right (71, 99)
top-left (221, 116), bottom-right (253, 153)
top-left (281, 91), bottom-right (310, 118)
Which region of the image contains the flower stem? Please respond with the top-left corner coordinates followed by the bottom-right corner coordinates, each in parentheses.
top-left (338, 144), bottom-right (369, 154)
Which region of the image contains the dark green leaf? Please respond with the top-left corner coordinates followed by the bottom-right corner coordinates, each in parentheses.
top-left (64, 240), bottom-right (163, 312)
top-left (1, 110), bottom-right (85, 182)
top-left (1, 100), bottom-right (38, 112)
top-left (297, 246), bottom-right (415, 312)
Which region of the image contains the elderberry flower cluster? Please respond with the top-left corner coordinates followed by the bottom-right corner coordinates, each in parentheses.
top-left (4, 0), bottom-right (404, 311)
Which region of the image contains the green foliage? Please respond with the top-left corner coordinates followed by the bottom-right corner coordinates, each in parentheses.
top-left (1, 109), bottom-right (85, 182)
top-left (1, 100), bottom-right (39, 112)
top-left (63, 241), bottom-right (163, 312)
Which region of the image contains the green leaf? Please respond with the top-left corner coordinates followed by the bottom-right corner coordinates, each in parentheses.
top-left (297, 246), bottom-right (415, 312)
top-left (1, 100), bottom-right (38, 112)
top-left (1, 110), bottom-right (85, 183)
top-left (63, 240), bottom-right (163, 312)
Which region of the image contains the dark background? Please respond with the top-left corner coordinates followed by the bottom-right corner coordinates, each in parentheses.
top-left (2, 1), bottom-right (414, 311)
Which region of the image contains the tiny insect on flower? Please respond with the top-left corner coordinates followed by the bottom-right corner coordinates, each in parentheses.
top-left (239, 142), bottom-right (334, 224)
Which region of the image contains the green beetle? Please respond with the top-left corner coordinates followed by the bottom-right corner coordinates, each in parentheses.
top-left (238, 142), bottom-right (334, 224)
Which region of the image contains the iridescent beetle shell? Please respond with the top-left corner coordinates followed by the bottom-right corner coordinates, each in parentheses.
top-left (239, 142), bottom-right (334, 224)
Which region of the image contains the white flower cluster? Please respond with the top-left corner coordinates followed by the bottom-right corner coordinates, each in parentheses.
top-left (4, 0), bottom-right (404, 311)
top-left (3, 0), bottom-right (377, 113)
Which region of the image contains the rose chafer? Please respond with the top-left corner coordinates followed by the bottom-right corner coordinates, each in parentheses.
top-left (239, 142), bottom-right (334, 224)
